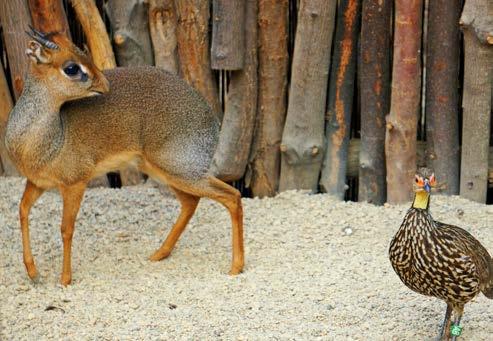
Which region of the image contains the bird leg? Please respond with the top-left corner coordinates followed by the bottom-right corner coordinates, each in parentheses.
top-left (450, 313), bottom-right (463, 341)
top-left (437, 304), bottom-right (452, 341)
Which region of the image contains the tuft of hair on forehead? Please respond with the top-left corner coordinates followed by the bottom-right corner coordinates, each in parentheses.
top-left (415, 167), bottom-right (434, 179)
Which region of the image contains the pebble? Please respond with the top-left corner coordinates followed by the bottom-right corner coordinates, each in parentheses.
top-left (0, 177), bottom-right (491, 340)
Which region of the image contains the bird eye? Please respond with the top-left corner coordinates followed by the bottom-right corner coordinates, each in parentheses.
top-left (63, 63), bottom-right (81, 76)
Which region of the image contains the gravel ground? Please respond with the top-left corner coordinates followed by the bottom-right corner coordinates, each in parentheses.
top-left (0, 177), bottom-right (492, 340)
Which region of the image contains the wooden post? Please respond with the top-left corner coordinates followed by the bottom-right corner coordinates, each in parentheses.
top-left (459, 0), bottom-right (493, 203)
top-left (279, 0), bottom-right (337, 192)
top-left (105, 0), bottom-right (154, 66)
top-left (0, 61), bottom-right (19, 176)
top-left (247, 0), bottom-right (289, 198)
top-left (0, 0), bottom-right (33, 99)
top-left (385, 0), bottom-right (423, 204)
top-left (211, 0), bottom-right (245, 70)
top-left (28, 0), bottom-right (71, 38)
top-left (425, 0), bottom-right (461, 195)
top-left (358, 0), bottom-right (391, 205)
top-left (175, 0), bottom-right (221, 115)
top-left (319, 0), bottom-right (360, 198)
top-left (212, 0), bottom-right (257, 181)
top-left (148, 0), bottom-right (179, 74)
top-left (70, 0), bottom-right (117, 70)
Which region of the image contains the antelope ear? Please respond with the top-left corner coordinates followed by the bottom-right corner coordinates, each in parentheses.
top-left (26, 40), bottom-right (52, 64)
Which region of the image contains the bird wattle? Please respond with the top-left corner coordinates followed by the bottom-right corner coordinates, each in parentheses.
top-left (412, 191), bottom-right (430, 209)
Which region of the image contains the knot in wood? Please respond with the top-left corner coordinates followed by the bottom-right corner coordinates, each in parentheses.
top-left (467, 181), bottom-right (473, 190)
top-left (309, 11), bottom-right (319, 18)
top-left (114, 33), bottom-right (126, 45)
top-left (311, 146), bottom-right (319, 156)
top-left (386, 122), bottom-right (393, 131)
top-left (280, 144), bottom-right (288, 152)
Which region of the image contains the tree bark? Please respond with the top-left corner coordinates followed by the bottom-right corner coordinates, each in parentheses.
top-left (385, 0), bottom-right (423, 204)
top-left (425, 0), bottom-right (461, 195)
top-left (0, 61), bottom-right (19, 176)
top-left (319, 0), bottom-right (360, 198)
top-left (105, 0), bottom-right (154, 67)
top-left (342, 139), bottom-right (493, 187)
top-left (211, 0), bottom-right (257, 181)
top-left (460, 0), bottom-right (493, 45)
top-left (210, 0), bottom-right (245, 70)
top-left (279, 0), bottom-right (337, 192)
top-left (459, 0), bottom-right (493, 203)
top-left (357, 0), bottom-right (391, 205)
top-left (247, 0), bottom-right (289, 198)
top-left (0, 0), bottom-right (33, 99)
top-left (175, 0), bottom-right (221, 115)
top-left (70, 0), bottom-right (117, 70)
top-left (28, 0), bottom-right (71, 38)
top-left (148, 0), bottom-right (179, 73)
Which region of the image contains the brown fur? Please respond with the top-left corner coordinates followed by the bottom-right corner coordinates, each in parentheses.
top-left (6, 33), bottom-right (244, 285)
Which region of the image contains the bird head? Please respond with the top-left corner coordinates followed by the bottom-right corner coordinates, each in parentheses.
top-left (413, 168), bottom-right (436, 193)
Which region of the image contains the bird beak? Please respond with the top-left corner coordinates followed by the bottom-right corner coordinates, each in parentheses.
top-left (424, 182), bottom-right (431, 193)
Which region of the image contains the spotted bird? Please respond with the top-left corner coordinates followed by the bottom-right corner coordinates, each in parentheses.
top-left (389, 168), bottom-right (493, 340)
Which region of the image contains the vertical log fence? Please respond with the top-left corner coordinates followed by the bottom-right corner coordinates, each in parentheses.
top-left (0, 0), bottom-right (491, 204)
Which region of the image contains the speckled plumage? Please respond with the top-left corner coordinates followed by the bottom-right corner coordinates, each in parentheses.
top-left (389, 171), bottom-right (492, 339)
top-left (389, 206), bottom-right (493, 308)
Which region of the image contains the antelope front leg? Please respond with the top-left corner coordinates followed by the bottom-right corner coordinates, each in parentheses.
top-left (19, 180), bottom-right (45, 280)
top-left (59, 183), bottom-right (86, 286)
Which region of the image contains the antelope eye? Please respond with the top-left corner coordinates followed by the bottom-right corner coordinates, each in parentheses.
top-left (63, 63), bottom-right (81, 76)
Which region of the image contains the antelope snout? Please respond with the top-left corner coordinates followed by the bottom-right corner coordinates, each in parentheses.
top-left (91, 74), bottom-right (110, 94)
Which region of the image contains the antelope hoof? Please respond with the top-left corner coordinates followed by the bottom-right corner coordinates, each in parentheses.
top-left (24, 260), bottom-right (38, 281)
top-left (228, 263), bottom-right (244, 275)
top-left (149, 249), bottom-right (171, 262)
top-left (60, 274), bottom-right (72, 286)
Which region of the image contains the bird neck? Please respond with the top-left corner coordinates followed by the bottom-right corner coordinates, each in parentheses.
top-left (412, 191), bottom-right (430, 210)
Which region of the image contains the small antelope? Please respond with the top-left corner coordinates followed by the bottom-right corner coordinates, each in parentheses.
top-left (5, 27), bottom-right (244, 285)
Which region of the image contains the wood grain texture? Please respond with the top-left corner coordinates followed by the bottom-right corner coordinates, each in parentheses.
top-left (0, 0), bottom-right (33, 99)
top-left (385, 0), bottom-right (423, 204)
top-left (425, 0), bottom-right (461, 195)
top-left (212, 0), bottom-right (258, 181)
top-left (279, 0), bottom-right (337, 192)
top-left (210, 0), bottom-right (245, 70)
top-left (358, 0), bottom-right (391, 205)
top-left (248, 0), bottom-right (289, 198)
top-left (319, 0), bottom-right (360, 199)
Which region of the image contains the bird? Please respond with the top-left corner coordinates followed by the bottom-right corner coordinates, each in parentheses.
top-left (389, 168), bottom-right (493, 340)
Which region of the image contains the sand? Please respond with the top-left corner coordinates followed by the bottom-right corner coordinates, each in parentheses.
top-left (0, 177), bottom-right (491, 340)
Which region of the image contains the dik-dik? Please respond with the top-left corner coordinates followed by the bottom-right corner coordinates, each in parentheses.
top-left (5, 28), bottom-right (244, 285)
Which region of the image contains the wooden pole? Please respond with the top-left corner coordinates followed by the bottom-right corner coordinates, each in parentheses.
top-left (247, 0), bottom-right (289, 198)
top-left (459, 0), bottom-right (493, 203)
top-left (148, 0), bottom-right (179, 74)
top-left (385, 0), bottom-right (423, 203)
top-left (319, 0), bottom-right (361, 198)
top-left (105, 0), bottom-right (154, 66)
top-left (28, 0), bottom-right (71, 38)
top-left (70, 0), bottom-right (117, 70)
top-left (175, 0), bottom-right (221, 115)
top-left (0, 61), bottom-right (19, 176)
top-left (358, 0), bottom-right (391, 205)
top-left (279, 0), bottom-right (337, 192)
top-left (212, 0), bottom-right (258, 181)
top-left (425, 0), bottom-right (461, 195)
top-left (0, 0), bottom-right (33, 99)
top-left (210, 0), bottom-right (245, 70)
